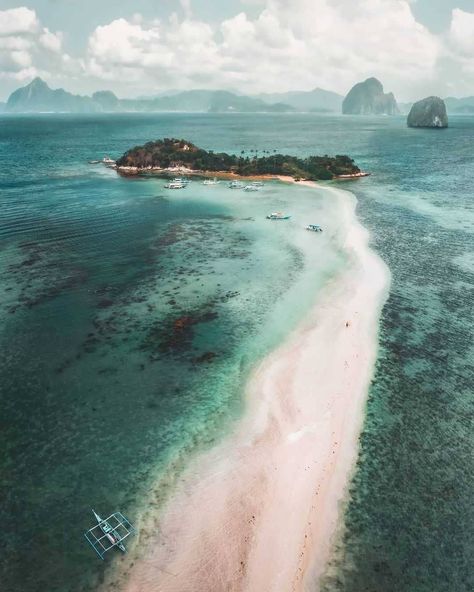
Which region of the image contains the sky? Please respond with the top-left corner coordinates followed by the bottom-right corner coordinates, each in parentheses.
top-left (1, 0), bottom-right (474, 101)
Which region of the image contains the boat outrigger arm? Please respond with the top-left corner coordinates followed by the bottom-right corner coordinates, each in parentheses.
top-left (84, 509), bottom-right (135, 560)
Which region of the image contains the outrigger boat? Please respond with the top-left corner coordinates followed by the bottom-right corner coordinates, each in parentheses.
top-left (84, 509), bottom-right (135, 560)
top-left (266, 212), bottom-right (291, 220)
top-left (306, 224), bottom-right (323, 232)
top-left (93, 510), bottom-right (125, 552)
top-left (244, 185), bottom-right (259, 192)
top-left (203, 177), bottom-right (220, 185)
top-left (250, 181), bottom-right (264, 187)
top-left (172, 177), bottom-right (190, 185)
top-left (165, 181), bottom-right (186, 189)
top-left (228, 180), bottom-right (245, 189)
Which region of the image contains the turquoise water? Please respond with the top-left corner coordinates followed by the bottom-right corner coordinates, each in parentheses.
top-left (1, 113), bottom-right (473, 591)
top-left (0, 114), bottom-right (346, 592)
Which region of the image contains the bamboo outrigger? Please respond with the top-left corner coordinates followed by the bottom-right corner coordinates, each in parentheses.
top-left (84, 510), bottom-right (135, 560)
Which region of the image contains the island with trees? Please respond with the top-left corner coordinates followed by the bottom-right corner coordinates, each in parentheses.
top-left (114, 138), bottom-right (366, 181)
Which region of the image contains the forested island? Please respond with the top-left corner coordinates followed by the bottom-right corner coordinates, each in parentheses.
top-left (115, 138), bottom-right (364, 180)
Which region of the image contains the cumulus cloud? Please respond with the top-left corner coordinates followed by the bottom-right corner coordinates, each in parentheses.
top-left (0, 6), bottom-right (38, 36)
top-left (0, 6), bottom-right (70, 82)
top-left (39, 28), bottom-right (63, 53)
top-left (83, 0), bottom-right (441, 97)
top-left (440, 8), bottom-right (474, 87)
top-left (2, 1), bottom-right (474, 100)
top-left (448, 8), bottom-right (474, 56)
top-left (86, 16), bottom-right (223, 86)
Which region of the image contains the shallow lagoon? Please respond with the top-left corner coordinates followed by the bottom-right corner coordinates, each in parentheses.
top-left (0, 119), bottom-right (345, 591)
top-left (1, 113), bottom-right (473, 591)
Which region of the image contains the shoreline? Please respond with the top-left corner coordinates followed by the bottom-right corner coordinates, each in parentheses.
top-left (113, 164), bottom-right (370, 182)
top-left (106, 184), bottom-right (390, 592)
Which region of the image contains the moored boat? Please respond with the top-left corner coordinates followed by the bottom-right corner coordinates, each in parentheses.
top-left (203, 177), bottom-right (220, 185)
top-left (165, 181), bottom-right (186, 189)
top-left (244, 185), bottom-right (259, 192)
top-left (102, 156), bottom-right (116, 166)
top-left (84, 509), bottom-right (136, 560)
top-left (92, 510), bottom-right (126, 552)
top-left (266, 212), bottom-right (291, 220)
top-left (306, 224), bottom-right (323, 232)
top-left (228, 181), bottom-right (245, 189)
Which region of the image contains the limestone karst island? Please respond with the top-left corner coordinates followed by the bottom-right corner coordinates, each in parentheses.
top-left (342, 77), bottom-right (399, 115)
top-left (407, 96), bottom-right (449, 128)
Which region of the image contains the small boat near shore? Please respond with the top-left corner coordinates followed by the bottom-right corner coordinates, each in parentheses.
top-left (244, 185), bottom-right (259, 192)
top-left (306, 224), bottom-right (323, 232)
top-left (84, 509), bottom-right (135, 560)
top-left (165, 181), bottom-right (186, 189)
top-left (228, 181), bottom-right (245, 189)
top-left (203, 177), bottom-right (220, 185)
top-left (266, 212), bottom-right (291, 220)
top-left (172, 177), bottom-right (190, 185)
top-left (93, 510), bottom-right (126, 552)
top-left (102, 156), bottom-right (116, 166)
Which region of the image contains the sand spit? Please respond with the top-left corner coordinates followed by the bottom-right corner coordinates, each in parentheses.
top-left (107, 185), bottom-right (390, 592)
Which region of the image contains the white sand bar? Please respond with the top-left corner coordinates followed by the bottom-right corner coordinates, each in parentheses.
top-left (115, 186), bottom-right (390, 592)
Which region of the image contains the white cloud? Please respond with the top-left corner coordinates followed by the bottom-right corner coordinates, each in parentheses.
top-left (0, 6), bottom-right (72, 83)
top-left (86, 16), bottom-right (223, 86)
top-left (39, 28), bottom-right (63, 53)
top-left (448, 8), bottom-right (474, 56)
top-left (0, 6), bottom-right (38, 36)
top-left (2, 1), bottom-right (474, 100)
top-left (441, 8), bottom-right (474, 85)
top-left (82, 0), bottom-right (441, 97)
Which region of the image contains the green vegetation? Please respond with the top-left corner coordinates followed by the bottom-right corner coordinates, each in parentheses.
top-left (116, 138), bottom-right (360, 180)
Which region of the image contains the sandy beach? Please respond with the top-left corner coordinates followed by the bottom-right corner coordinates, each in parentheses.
top-left (109, 185), bottom-right (390, 592)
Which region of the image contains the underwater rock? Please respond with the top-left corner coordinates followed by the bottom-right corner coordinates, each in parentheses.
top-left (194, 351), bottom-right (217, 363)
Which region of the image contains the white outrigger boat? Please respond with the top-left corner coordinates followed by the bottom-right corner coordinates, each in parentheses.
top-left (84, 509), bottom-right (135, 560)
top-left (172, 177), bottom-right (190, 185)
top-left (165, 180), bottom-right (186, 189)
top-left (250, 181), bottom-right (264, 187)
top-left (203, 177), bottom-right (220, 185)
top-left (266, 212), bottom-right (291, 220)
top-left (244, 184), bottom-right (259, 192)
top-left (228, 180), bottom-right (245, 189)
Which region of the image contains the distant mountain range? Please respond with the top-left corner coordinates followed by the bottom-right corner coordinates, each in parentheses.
top-left (4, 78), bottom-right (296, 114)
top-left (438, 96), bottom-right (474, 114)
top-left (4, 77), bottom-right (474, 115)
top-left (4, 78), bottom-right (343, 114)
top-left (255, 88), bottom-right (343, 112)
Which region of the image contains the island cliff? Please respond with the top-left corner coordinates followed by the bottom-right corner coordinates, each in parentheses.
top-left (342, 77), bottom-right (399, 115)
top-left (115, 139), bottom-right (363, 181)
top-left (407, 97), bottom-right (448, 128)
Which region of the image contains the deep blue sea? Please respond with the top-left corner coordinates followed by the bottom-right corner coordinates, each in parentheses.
top-left (0, 113), bottom-right (473, 592)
